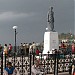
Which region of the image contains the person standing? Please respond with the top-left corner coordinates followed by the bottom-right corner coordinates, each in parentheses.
top-left (0, 44), bottom-right (2, 53)
top-left (70, 59), bottom-right (75, 75)
top-left (36, 48), bottom-right (40, 55)
top-left (4, 44), bottom-right (8, 56)
top-left (8, 44), bottom-right (12, 56)
top-left (26, 43), bottom-right (29, 56)
top-left (72, 43), bottom-right (75, 53)
top-left (23, 43), bottom-right (27, 55)
top-left (29, 44), bottom-right (33, 53)
top-left (32, 42), bottom-right (36, 54)
top-left (20, 43), bottom-right (24, 55)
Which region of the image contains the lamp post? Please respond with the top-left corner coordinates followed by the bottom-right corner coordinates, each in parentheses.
top-left (13, 26), bottom-right (18, 66)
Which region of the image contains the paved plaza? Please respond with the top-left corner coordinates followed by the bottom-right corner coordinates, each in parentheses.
top-left (46, 72), bottom-right (69, 75)
top-left (17, 72), bottom-right (69, 75)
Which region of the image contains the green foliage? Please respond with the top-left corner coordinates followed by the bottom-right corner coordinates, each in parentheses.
top-left (59, 33), bottom-right (75, 40)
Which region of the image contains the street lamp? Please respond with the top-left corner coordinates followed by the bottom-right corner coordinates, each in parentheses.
top-left (13, 26), bottom-right (18, 52)
top-left (13, 26), bottom-right (18, 66)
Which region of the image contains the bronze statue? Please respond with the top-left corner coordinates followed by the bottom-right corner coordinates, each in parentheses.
top-left (47, 7), bottom-right (54, 31)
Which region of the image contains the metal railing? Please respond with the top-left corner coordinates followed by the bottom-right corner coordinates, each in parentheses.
top-left (0, 50), bottom-right (74, 75)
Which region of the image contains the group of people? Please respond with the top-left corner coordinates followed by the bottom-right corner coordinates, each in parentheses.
top-left (1, 41), bottom-right (75, 56)
top-left (0, 42), bottom-right (42, 56)
top-left (0, 44), bottom-right (12, 56)
top-left (19, 42), bottom-right (41, 56)
top-left (59, 42), bottom-right (75, 54)
top-left (3, 59), bottom-right (45, 75)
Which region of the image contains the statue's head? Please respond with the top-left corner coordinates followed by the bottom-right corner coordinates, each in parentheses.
top-left (51, 7), bottom-right (53, 11)
top-left (49, 6), bottom-right (53, 11)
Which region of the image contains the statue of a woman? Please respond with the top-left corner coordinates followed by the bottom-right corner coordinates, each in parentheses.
top-left (47, 7), bottom-right (54, 31)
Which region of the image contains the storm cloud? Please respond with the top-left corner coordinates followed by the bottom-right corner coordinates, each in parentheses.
top-left (0, 0), bottom-right (74, 45)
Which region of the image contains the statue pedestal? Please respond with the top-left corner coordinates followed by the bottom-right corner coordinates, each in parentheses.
top-left (43, 31), bottom-right (59, 54)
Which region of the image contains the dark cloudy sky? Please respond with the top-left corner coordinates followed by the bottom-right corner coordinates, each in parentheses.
top-left (0, 0), bottom-right (74, 45)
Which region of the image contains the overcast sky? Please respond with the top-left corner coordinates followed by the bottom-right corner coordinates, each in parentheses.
top-left (0, 0), bottom-right (74, 45)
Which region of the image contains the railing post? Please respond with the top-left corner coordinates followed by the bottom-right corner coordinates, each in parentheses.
top-left (57, 51), bottom-right (58, 75)
top-left (63, 53), bottom-right (65, 72)
top-left (5, 53), bottom-right (6, 68)
top-left (70, 51), bottom-right (72, 65)
top-left (30, 52), bottom-right (32, 75)
top-left (47, 51), bottom-right (50, 74)
top-left (69, 51), bottom-right (72, 75)
top-left (54, 51), bottom-right (56, 75)
top-left (22, 55), bottom-right (23, 75)
top-left (40, 52), bottom-right (42, 65)
top-left (54, 50), bottom-right (58, 75)
top-left (33, 51), bottom-right (35, 65)
top-left (1, 52), bottom-right (3, 75)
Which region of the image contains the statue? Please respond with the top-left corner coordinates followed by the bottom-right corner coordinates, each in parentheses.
top-left (47, 7), bottom-right (54, 31)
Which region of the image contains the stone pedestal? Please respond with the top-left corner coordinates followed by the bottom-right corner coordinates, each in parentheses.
top-left (43, 31), bottom-right (59, 54)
